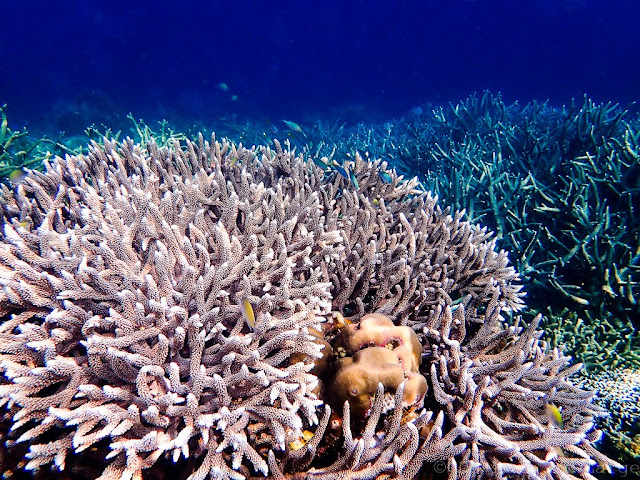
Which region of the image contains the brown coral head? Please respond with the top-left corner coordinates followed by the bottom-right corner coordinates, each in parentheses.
top-left (335, 313), bottom-right (422, 372)
top-left (328, 344), bottom-right (431, 420)
top-left (403, 370), bottom-right (428, 406)
top-left (329, 347), bottom-right (404, 418)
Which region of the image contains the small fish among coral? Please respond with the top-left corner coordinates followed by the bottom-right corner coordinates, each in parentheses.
top-left (241, 298), bottom-right (256, 330)
top-left (546, 401), bottom-right (564, 429)
top-left (8, 169), bottom-right (26, 183)
top-left (288, 430), bottom-right (314, 451)
top-left (282, 119), bottom-right (304, 134)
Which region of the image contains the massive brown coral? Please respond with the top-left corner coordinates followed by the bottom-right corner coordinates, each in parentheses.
top-left (0, 135), bottom-right (619, 480)
top-left (329, 313), bottom-right (427, 418)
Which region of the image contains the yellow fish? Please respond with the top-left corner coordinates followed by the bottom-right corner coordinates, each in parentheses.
top-left (288, 430), bottom-right (314, 451)
top-left (241, 298), bottom-right (255, 330)
top-left (332, 312), bottom-right (352, 330)
top-left (288, 439), bottom-right (305, 451)
top-left (9, 169), bottom-right (26, 184)
top-left (546, 402), bottom-right (564, 429)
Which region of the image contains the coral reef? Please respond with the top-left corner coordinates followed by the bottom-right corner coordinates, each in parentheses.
top-left (7, 93), bottom-right (639, 373)
top-left (286, 93), bottom-right (640, 468)
top-left (0, 105), bottom-right (55, 181)
top-left (577, 366), bottom-right (640, 471)
top-left (417, 94), bottom-right (640, 370)
top-left (0, 137), bottom-right (340, 480)
top-left (291, 93), bottom-right (640, 372)
top-left (0, 135), bottom-right (620, 479)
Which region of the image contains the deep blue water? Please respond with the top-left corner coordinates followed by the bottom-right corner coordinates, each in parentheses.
top-left (2, 0), bottom-right (639, 132)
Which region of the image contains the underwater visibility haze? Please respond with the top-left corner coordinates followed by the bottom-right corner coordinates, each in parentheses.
top-left (0, 1), bottom-right (639, 480)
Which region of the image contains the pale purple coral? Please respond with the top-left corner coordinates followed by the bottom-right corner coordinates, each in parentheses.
top-left (0, 136), bottom-right (619, 480)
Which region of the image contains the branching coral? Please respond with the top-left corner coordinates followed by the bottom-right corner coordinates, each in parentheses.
top-left (0, 135), bottom-right (619, 479)
top-left (0, 105), bottom-right (78, 182)
top-left (289, 93), bottom-right (640, 374)
top-left (422, 93), bottom-right (640, 370)
top-left (0, 137), bottom-right (339, 479)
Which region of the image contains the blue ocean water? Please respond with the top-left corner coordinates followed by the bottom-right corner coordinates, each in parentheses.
top-left (2, 0), bottom-right (639, 132)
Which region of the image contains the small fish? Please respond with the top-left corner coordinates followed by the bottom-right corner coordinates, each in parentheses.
top-left (231, 94), bottom-right (238, 101)
top-left (267, 120), bottom-right (279, 134)
top-left (312, 157), bottom-right (329, 170)
top-left (348, 168), bottom-right (359, 189)
top-left (546, 402), bottom-right (564, 429)
top-left (332, 312), bottom-right (352, 330)
top-left (332, 163), bottom-right (349, 180)
top-left (288, 438), bottom-right (306, 451)
top-left (372, 198), bottom-right (380, 206)
top-left (9, 169), bottom-right (26, 184)
top-left (379, 171), bottom-right (393, 184)
top-left (328, 411), bottom-right (343, 433)
top-left (282, 119), bottom-right (303, 133)
top-left (230, 157), bottom-right (239, 167)
top-left (241, 298), bottom-right (255, 330)
top-left (218, 82), bottom-right (229, 91)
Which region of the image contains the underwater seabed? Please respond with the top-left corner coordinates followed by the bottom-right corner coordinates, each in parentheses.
top-left (0, 92), bottom-right (639, 479)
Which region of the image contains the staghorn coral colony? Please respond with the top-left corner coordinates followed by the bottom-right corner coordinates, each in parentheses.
top-left (299, 93), bottom-right (640, 374)
top-left (0, 135), bottom-right (623, 479)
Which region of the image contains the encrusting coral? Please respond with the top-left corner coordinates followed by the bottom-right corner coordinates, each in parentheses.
top-left (577, 366), bottom-right (640, 469)
top-left (0, 135), bottom-right (621, 480)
